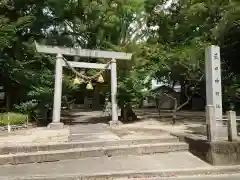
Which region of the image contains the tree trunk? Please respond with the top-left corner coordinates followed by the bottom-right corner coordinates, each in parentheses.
top-left (172, 98), bottom-right (178, 125)
top-left (180, 80), bottom-right (187, 106)
top-left (121, 103), bottom-right (138, 122)
top-left (4, 87), bottom-right (12, 112)
top-left (172, 110), bottom-right (177, 125)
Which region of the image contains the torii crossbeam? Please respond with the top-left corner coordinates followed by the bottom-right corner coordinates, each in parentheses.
top-left (35, 42), bottom-right (132, 128)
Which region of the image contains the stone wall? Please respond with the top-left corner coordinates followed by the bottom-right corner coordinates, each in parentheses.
top-left (172, 133), bottom-right (240, 165)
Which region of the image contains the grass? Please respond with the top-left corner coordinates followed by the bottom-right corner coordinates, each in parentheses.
top-left (0, 112), bottom-right (27, 126)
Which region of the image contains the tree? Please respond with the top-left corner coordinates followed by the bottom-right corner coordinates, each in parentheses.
top-left (143, 0), bottom-right (239, 123)
top-left (0, 0), bottom-right (37, 111)
top-left (212, 0), bottom-right (240, 110)
top-left (0, 0), bottom-right (149, 123)
top-left (2, 0), bottom-right (239, 126)
top-left (62, 0), bottom-right (148, 121)
top-left (141, 41), bottom-right (207, 123)
top-left (0, 0), bottom-right (78, 122)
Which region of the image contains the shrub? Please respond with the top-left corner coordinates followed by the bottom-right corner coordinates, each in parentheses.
top-left (0, 112), bottom-right (27, 126)
top-left (14, 100), bottom-right (38, 114)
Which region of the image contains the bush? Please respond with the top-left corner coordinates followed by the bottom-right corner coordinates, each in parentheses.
top-left (0, 112), bottom-right (27, 126)
top-left (14, 101), bottom-right (37, 114)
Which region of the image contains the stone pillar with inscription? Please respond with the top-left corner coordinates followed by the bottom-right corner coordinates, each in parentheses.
top-left (205, 45), bottom-right (227, 138)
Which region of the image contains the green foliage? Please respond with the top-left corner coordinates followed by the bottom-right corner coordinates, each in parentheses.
top-left (144, 0), bottom-right (240, 109)
top-left (0, 112), bottom-right (27, 125)
top-left (223, 75), bottom-right (240, 110)
top-left (16, 69), bottom-right (78, 113)
top-left (14, 101), bottom-right (38, 114)
top-left (118, 69), bottom-right (148, 106)
top-left (0, 0), bottom-right (240, 123)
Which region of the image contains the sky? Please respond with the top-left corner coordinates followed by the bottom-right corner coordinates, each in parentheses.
top-left (165, 0), bottom-right (174, 8)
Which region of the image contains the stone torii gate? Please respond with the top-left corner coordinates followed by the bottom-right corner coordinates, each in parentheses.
top-left (35, 42), bottom-right (132, 128)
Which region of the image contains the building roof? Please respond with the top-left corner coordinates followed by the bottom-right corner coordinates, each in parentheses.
top-left (150, 85), bottom-right (177, 93)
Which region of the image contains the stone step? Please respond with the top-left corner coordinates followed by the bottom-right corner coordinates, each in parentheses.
top-left (1, 152), bottom-right (240, 180)
top-left (0, 142), bottom-right (188, 165)
top-left (123, 174), bottom-right (240, 180)
top-left (0, 136), bottom-right (178, 155)
top-left (3, 172), bottom-right (240, 180)
top-left (12, 173), bottom-right (238, 180)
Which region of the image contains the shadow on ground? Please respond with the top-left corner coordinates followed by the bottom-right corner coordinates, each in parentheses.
top-left (61, 108), bottom-right (207, 127)
top-left (67, 116), bottom-right (146, 125)
top-left (60, 108), bottom-right (211, 127)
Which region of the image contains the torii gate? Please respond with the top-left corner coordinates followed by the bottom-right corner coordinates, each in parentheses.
top-left (35, 42), bottom-right (132, 128)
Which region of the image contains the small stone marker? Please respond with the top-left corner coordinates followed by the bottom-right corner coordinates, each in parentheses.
top-left (227, 111), bottom-right (237, 142)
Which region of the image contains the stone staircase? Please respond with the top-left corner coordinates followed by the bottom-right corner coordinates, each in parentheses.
top-left (0, 124), bottom-right (240, 179)
top-left (0, 132), bottom-right (187, 165)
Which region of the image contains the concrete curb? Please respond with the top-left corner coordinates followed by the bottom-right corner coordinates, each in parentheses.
top-left (0, 142), bottom-right (188, 165)
top-left (170, 132), bottom-right (240, 166)
top-left (2, 165), bottom-right (240, 180)
top-left (0, 137), bottom-right (178, 155)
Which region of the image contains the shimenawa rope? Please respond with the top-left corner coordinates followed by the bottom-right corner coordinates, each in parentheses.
top-left (62, 57), bottom-right (111, 81)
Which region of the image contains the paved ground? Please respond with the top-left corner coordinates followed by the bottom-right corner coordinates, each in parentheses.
top-left (115, 174), bottom-right (240, 180)
top-left (0, 152), bottom-right (211, 178)
top-left (68, 123), bottom-right (172, 142)
top-left (169, 174), bottom-right (240, 180)
top-left (69, 123), bottom-right (119, 141)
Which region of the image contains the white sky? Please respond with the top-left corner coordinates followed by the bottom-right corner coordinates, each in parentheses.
top-left (165, 0), bottom-right (174, 8)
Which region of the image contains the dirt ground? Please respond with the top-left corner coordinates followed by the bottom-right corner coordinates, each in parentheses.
top-left (61, 108), bottom-right (208, 135)
top-left (0, 108), bottom-right (238, 145)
